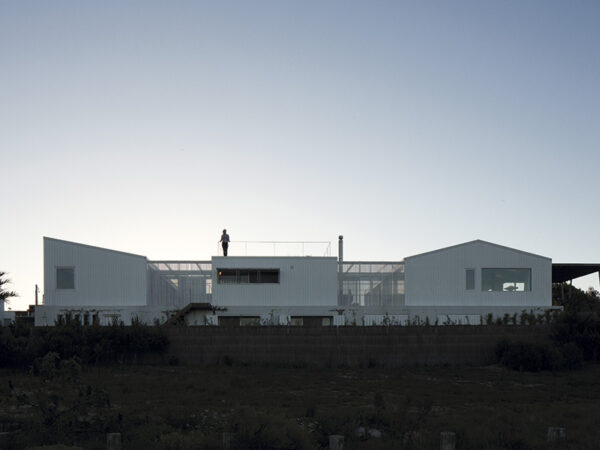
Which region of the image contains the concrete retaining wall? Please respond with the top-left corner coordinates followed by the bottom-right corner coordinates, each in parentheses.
top-left (163, 325), bottom-right (549, 367)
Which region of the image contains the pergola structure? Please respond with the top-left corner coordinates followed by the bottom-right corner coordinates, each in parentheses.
top-left (552, 263), bottom-right (600, 302)
top-left (552, 263), bottom-right (600, 284)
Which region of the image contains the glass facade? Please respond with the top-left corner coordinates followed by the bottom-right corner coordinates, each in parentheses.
top-left (341, 262), bottom-right (405, 306)
top-left (147, 261), bottom-right (213, 307)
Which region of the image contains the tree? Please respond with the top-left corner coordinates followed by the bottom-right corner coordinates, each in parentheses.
top-left (552, 282), bottom-right (600, 312)
top-left (0, 271), bottom-right (18, 307)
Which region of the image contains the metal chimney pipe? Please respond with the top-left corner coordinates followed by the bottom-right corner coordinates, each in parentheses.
top-left (338, 236), bottom-right (343, 304)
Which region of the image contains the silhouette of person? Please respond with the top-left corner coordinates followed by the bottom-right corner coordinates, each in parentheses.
top-left (220, 229), bottom-right (230, 256)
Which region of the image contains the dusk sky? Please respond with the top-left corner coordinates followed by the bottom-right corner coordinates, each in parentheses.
top-left (2, 1), bottom-right (600, 310)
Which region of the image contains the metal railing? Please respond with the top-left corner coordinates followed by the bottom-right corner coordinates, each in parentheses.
top-left (216, 241), bottom-right (332, 257)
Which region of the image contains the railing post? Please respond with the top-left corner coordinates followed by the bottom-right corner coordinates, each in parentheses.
top-left (107, 433), bottom-right (121, 450)
top-left (440, 431), bottom-right (456, 450)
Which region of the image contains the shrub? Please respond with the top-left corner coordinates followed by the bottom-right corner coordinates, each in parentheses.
top-left (495, 340), bottom-right (583, 372)
top-left (560, 342), bottom-right (584, 370)
top-left (551, 310), bottom-right (600, 361)
top-left (0, 320), bottom-right (169, 369)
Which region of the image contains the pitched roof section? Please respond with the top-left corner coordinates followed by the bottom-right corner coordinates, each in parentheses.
top-left (43, 237), bottom-right (147, 259)
top-left (404, 239), bottom-right (551, 261)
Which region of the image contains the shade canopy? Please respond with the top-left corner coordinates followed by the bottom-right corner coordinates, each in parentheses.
top-left (552, 264), bottom-right (600, 283)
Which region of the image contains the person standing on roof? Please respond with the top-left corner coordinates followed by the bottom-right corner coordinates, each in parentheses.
top-left (220, 229), bottom-right (230, 256)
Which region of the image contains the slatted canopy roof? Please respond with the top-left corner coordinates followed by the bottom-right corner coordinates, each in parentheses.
top-left (552, 264), bottom-right (600, 283)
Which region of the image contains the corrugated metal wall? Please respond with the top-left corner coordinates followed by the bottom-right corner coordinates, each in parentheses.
top-left (212, 256), bottom-right (337, 307)
top-left (404, 240), bottom-right (552, 307)
top-left (43, 237), bottom-right (147, 306)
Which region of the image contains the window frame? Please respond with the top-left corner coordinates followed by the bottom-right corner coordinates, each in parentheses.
top-left (481, 268), bottom-right (532, 292)
top-left (465, 268), bottom-right (475, 291)
top-left (216, 268), bottom-right (280, 284)
top-left (56, 266), bottom-right (75, 290)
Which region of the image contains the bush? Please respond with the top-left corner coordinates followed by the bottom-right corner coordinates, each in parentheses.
top-left (551, 310), bottom-right (600, 361)
top-left (495, 340), bottom-right (583, 372)
top-left (560, 342), bottom-right (584, 370)
top-left (0, 319), bottom-right (169, 369)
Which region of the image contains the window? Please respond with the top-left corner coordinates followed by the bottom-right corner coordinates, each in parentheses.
top-left (217, 269), bottom-right (238, 284)
top-left (481, 268), bottom-right (531, 292)
top-left (465, 269), bottom-right (475, 290)
top-left (56, 267), bottom-right (75, 289)
top-left (217, 269), bottom-right (280, 284)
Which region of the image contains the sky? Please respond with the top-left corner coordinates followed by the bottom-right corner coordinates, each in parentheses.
top-left (2, 1), bottom-right (600, 311)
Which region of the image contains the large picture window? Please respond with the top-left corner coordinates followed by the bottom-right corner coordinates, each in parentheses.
top-left (56, 267), bottom-right (75, 289)
top-left (217, 269), bottom-right (280, 284)
top-left (481, 268), bottom-right (531, 292)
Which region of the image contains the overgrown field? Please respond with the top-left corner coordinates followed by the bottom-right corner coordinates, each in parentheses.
top-left (2, 362), bottom-right (600, 449)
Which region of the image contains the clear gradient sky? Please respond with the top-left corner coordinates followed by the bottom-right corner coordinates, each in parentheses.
top-left (2, 1), bottom-right (600, 311)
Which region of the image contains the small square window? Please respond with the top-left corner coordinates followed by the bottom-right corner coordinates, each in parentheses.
top-left (466, 269), bottom-right (475, 290)
top-left (56, 267), bottom-right (75, 289)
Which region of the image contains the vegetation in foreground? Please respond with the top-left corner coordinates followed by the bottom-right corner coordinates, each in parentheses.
top-left (494, 284), bottom-right (600, 371)
top-left (2, 362), bottom-right (600, 449)
top-left (0, 282), bottom-right (599, 448)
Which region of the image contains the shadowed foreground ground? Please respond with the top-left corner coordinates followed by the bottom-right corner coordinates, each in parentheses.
top-left (1, 363), bottom-right (599, 449)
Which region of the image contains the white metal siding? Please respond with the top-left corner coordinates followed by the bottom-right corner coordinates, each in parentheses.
top-left (43, 237), bottom-right (147, 306)
top-left (405, 241), bottom-right (551, 307)
top-left (212, 256), bottom-right (337, 307)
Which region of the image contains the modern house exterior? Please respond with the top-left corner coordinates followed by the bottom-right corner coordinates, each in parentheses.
top-left (35, 236), bottom-right (566, 327)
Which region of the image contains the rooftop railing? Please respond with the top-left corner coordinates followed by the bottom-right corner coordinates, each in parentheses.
top-left (216, 241), bottom-right (332, 257)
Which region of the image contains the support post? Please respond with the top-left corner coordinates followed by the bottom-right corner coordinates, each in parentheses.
top-left (440, 431), bottom-right (456, 450)
top-left (107, 433), bottom-right (121, 450)
top-left (547, 427), bottom-right (566, 441)
top-left (338, 236), bottom-right (344, 305)
top-left (329, 434), bottom-right (344, 449)
top-left (223, 432), bottom-right (236, 449)
top-left (569, 279), bottom-right (573, 299)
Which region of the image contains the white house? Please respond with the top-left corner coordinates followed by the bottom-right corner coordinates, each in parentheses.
top-left (405, 240), bottom-right (551, 307)
top-left (35, 237), bottom-right (560, 327)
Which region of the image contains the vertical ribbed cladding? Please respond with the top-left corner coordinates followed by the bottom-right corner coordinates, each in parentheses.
top-left (42, 237), bottom-right (147, 307)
